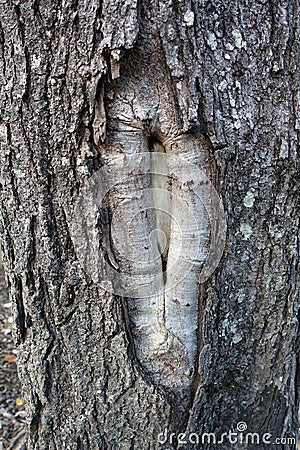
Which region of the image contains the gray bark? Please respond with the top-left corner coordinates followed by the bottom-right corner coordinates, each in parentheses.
top-left (0, 1), bottom-right (299, 449)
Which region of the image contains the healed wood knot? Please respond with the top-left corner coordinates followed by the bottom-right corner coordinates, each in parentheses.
top-left (121, 131), bottom-right (213, 393)
top-left (77, 60), bottom-right (226, 395)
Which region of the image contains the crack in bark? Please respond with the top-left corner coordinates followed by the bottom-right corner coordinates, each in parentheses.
top-left (15, 275), bottom-right (26, 344)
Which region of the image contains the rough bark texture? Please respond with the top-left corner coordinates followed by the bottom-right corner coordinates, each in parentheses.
top-left (0, 1), bottom-right (299, 449)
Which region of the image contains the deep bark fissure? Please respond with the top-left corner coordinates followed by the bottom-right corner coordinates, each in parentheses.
top-left (15, 275), bottom-right (26, 344)
top-left (148, 135), bottom-right (171, 282)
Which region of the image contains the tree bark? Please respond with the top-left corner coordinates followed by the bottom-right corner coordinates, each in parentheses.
top-left (0, 1), bottom-right (299, 449)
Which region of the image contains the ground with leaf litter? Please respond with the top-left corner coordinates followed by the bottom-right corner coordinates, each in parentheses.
top-left (0, 265), bottom-right (26, 449)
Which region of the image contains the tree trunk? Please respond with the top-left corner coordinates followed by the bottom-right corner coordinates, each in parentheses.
top-left (0, 1), bottom-right (299, 449)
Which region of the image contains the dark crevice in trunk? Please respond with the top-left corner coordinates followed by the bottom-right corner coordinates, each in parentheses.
top-left (15, 275), bottom-right (26, 344)
top-left (29, 394), bottom-right (43, 447)
top-left (148, 135), bottom-right (170, 283)
top-left (195, 76), bottom-right (208, 135)
top-left (23, 46), bottom-right (31, 104)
